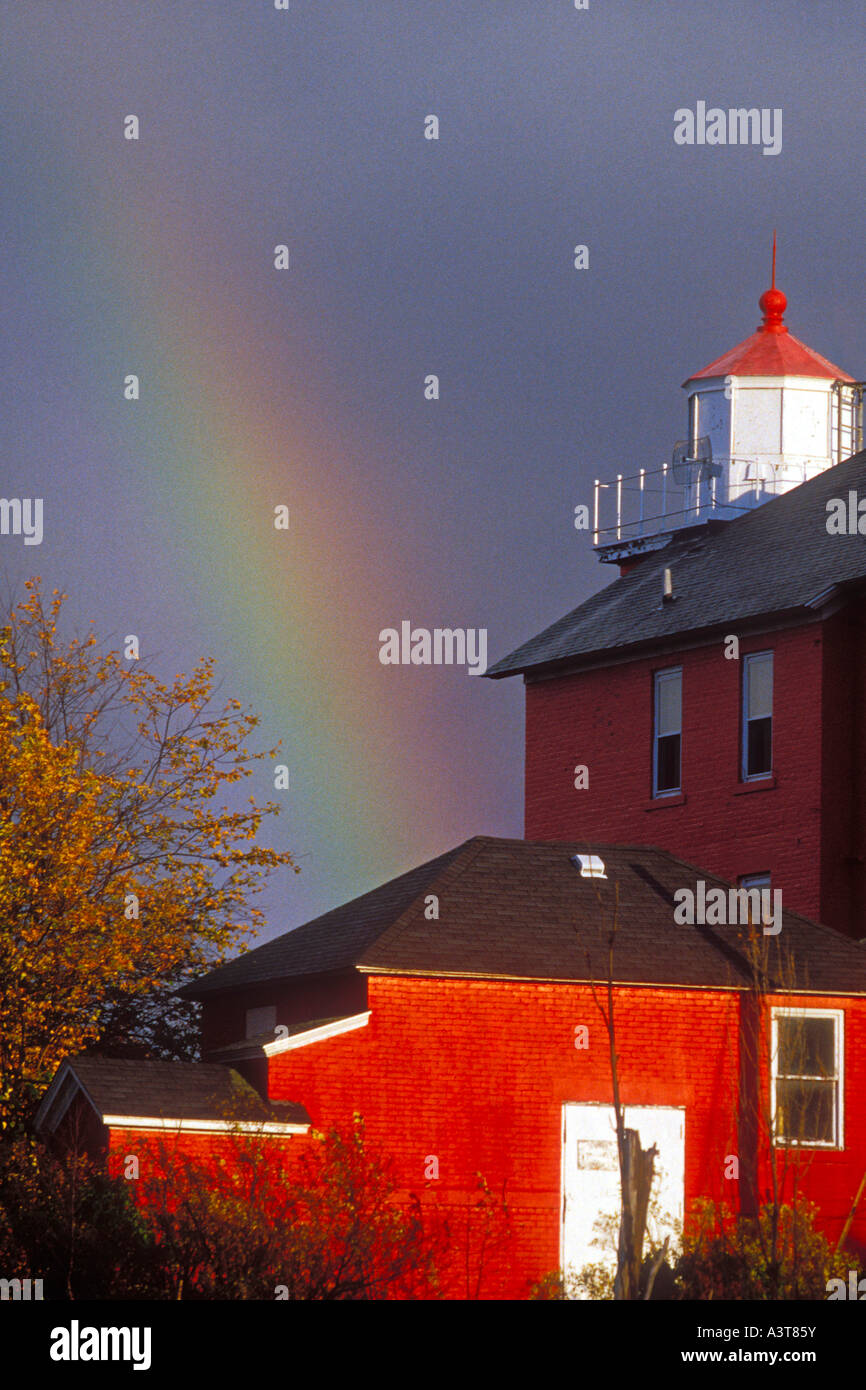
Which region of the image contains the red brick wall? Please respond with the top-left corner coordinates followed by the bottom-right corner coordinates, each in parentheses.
top-left (105, 1126), bottom-right (305, 1202)
top-left (752, 992), bottom-right (866, 1241)
top-left (524, 622), bottom-right (827, 926)
top-left (266, 975), bottom-right (756, 1298)
top-left (265, 977), bottom-right (866, 1297)
top-left (105, 976), bottom-right (866, 1299)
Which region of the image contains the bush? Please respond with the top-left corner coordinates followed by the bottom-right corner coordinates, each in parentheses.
top-left (143, 1115), bottom-right (445, 1300)
top-left (673, 1199), bottom-right (851, 1300)
top-left (0, 1136), bottom-right (161, 1299)
top-left (531, 1199), bottom-right (848, 1301)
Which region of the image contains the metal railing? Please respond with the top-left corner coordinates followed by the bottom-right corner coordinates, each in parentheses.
top-left (592, 457), bottom-right (824, 548)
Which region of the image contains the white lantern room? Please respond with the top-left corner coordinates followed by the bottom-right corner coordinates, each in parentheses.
top-left (681, 278), bottom-right (860, 515)
top-left (592, 257), bottom-right (863, 562)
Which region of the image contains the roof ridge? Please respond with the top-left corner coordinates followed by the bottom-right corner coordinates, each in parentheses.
top-left (358, 836), bottom-right (492, 960)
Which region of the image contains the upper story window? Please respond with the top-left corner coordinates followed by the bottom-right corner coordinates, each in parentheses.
top-left (245, 1004), bottom-right (277, 1039)
top-left (653, 667), bottom-right (682, 796)
top-left (742, 651), bottom-right (773, 779)
top-left (738, 872), bottom-right (773, 928)
top-left (740, 873), bottom-right (770, 892)
top-left (771, 1008), bottom-right (843, 1148)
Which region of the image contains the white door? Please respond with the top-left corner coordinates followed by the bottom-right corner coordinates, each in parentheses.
top-left (560, 1103), bottom-right (685, 1292)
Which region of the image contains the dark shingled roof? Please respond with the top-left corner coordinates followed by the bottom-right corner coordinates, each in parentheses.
top-left (186, 836), bottom-right (866, 997)
top-left (486, 449), bottom-right (866, 680)
top-left (181, 843), bottom-right (465, 998)
top-left (42, 1057), bottom-right (309, 1127)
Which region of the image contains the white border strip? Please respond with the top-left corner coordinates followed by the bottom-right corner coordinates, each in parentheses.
top-left (264, 1010), bottom-right (371, 1056)
top-left (101, 1115), bottom-right (309, 1135)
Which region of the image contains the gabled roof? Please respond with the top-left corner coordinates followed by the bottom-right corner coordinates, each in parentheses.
top-left (35, 1056), bottom-right (310, 1135)
top-left (180, 843), bottom-right (465, 998)
top-left (487, 449), bottom-right (866, 680)
top-left (184, 835), bottom-right (866, 998)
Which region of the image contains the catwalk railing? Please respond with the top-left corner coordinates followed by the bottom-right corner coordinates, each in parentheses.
top-left (592, 457), bottom-right (825, 548)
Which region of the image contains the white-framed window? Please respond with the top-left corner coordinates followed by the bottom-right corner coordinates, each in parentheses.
top-left (771, 1008), bottom-right (843, 1148)
top-left (653, 667), bottom-right (682, 796)
top-left (742, 651), bottom-right (773, 779)
top-left (245, 1004), bottom-right (277, 1039)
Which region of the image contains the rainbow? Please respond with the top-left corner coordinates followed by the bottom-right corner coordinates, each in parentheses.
top-left (15, 121), bottom-right (492, 929)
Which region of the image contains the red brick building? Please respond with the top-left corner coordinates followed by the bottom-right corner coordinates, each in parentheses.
top-left (487, 278), bottom-right (866, 940)
top-left (38, 838), bottom-right (866, 1297)
top-left (489, 449), bottom-right (866, 940)
top-left (38, 276), bottom-right (866, 1297)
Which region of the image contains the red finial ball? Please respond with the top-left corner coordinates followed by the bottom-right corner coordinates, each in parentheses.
top-left (759, 286), bottom-right (787, 333)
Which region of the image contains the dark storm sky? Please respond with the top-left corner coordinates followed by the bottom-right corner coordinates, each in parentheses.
top-left (3, 1), bottom-right (865, 941)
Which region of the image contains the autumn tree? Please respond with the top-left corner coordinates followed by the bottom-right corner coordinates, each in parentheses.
top-left (0, 578), bottom-right (297, 1128)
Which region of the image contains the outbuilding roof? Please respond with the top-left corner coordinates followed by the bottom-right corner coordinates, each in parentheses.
top-left (180, 843), bottom-right (465, 998)
top-left (34, 1056), bottom-right (310, 1135)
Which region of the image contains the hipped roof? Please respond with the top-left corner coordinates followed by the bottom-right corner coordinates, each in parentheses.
top-left (184, 836), bottom-right (866, 998)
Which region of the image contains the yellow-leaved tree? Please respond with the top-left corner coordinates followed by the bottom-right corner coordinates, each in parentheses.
top-left (0, 578), bottom-right (297, 1129)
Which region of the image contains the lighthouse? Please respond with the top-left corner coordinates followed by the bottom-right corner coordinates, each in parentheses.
top-left (593, 248), bottom-right (863, 563)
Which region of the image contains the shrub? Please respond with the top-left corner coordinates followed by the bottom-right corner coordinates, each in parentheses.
top-left (673, 1199), bottom-right (851, 1300)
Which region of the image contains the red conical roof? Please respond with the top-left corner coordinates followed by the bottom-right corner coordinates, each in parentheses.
top-left (684, 278), bottom-right (853, 384)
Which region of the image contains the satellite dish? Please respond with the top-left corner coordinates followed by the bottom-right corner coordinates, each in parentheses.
top-left (671, 436), bottom-right (719, 486)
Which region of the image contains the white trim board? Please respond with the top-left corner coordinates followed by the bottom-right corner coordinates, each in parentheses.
top-left (101, 1115), bottom-right (309, 1135)
top-left (264, 1010), bottom-right (371, 1056)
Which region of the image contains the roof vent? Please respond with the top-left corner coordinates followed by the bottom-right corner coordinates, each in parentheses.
top-left (662, 567), bottom-right (675, 603)
top-left (573, 853), bottom-right (607, 879)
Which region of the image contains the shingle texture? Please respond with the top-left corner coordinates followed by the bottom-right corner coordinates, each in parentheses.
top-left (487, 450), bottom-right (866, 679)
top-left (188, 836), bottom-right (866, 996)
top-left (60, 1057), bottom-right (309, 1125)
top-left (181, 844), bottom-right (465, 997)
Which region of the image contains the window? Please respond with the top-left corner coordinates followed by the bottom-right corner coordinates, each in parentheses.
top-left (740, 873), bottom-right (770, 893)
top-left (772, 1009), bottom-right (843, 1148)
top-left (743, 651), bottom-right (773, 779)
top-left (738, 873), bottom-right (772, 927)
top-left (245, 1004), bottom-right (277, 1039)
top-left (653, 668), bottom-right (682, 796)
